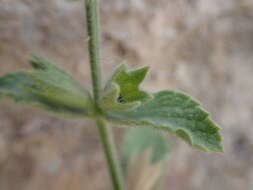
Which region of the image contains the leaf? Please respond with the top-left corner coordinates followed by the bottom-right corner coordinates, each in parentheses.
top-left (0, 55), bottom-right (94, 118)
top-left (101, 64), bottom-right (153, 112)
top-left (100, 82), bottom-right (141, 112)
top-left (28, 55), bottom-right (88, 96)
top-left (122, 128), bottom-right (169, 190)
top-left (122, 128), bottom-right (169, 171)
top-left (106, 90), bottom-right (223, 152)
top-left (106, 64), bottom-right (153, 102)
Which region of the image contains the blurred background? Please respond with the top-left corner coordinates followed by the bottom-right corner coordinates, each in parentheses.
top-left (0, 0), bottom-right (253, 189)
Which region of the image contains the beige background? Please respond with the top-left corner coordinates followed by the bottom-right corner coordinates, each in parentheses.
top-left (0, 0), bottom-right (253, 189)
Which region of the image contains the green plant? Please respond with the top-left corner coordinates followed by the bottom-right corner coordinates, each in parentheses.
top-left (0, 0), bottom-right (223, 189)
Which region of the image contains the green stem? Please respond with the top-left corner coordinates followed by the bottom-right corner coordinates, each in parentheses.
top-left (96, 118), bottom-right (125, 190)
top-left (84, 0), bottom-right (125, 190)
top-left (85, 0), bottom-right (102, 107)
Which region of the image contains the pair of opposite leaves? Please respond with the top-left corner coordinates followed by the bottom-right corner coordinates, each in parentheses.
top-left (0, 55), bottom-right (223, 152)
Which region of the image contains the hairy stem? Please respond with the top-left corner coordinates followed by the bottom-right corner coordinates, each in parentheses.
top-left (96, 118), bottom-right (125, 190)
top-left (84, 0), bottom-right (125, 189)
top-left (85, 0), bottom-right (102, 107)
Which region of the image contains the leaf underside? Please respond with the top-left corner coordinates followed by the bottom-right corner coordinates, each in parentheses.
top-left (122, 128), bottom-right (169, 190)
top-left (0, 55), bottom-right (93, 118)
top-left (106, 90), bottom-right (223, 152)
top-left (122, 128), bottom-right (169, 171)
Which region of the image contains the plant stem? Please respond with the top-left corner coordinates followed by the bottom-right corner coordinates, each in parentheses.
top-left (85, 0), bottom-right (102, 107)
top-left (84, 0), bottom-right (125, 190)
top-left (96, 118), bottom-right (125, 190)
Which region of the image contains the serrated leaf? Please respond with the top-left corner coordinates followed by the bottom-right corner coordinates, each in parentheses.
top-left (122, 128), bottom-right (169, 190)
top-left (0, 55), bottom-right (94, 118)
top-left (101, 64), bottom-right (153, 112)
top-left (106, 64), bottom-right (153, 102)
top-left (100, 82), bottom-right (140, 112)
top-left (106, 90), bottom-right (223, 152)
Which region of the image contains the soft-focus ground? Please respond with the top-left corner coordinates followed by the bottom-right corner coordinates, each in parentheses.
top-left (0, 0), bottom-right (253, 189)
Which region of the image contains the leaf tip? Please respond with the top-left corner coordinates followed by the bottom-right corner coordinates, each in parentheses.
top-left (28, 54), bottom-right (48, 70)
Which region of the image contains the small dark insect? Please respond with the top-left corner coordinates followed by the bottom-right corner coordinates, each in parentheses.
top-left (118, 94), bottom-right (125, 103)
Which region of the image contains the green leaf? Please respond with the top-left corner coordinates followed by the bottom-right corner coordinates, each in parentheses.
top-left (28, 55), bottom-right (88, 96)
top-left (106, 90), bottom-right (223, 152)
top-left (101, 64), bottom-right (153, 112)
top-left (0, 55), bottom-right (94, 118)
top-left (122, 128), bottom-right (169, 190)
top-left (106, 64), bottom-right (153, 102)
top-left (100, 82), bottom-right (141, 112)
top-left (122, 128), bottom-right (169, 170)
